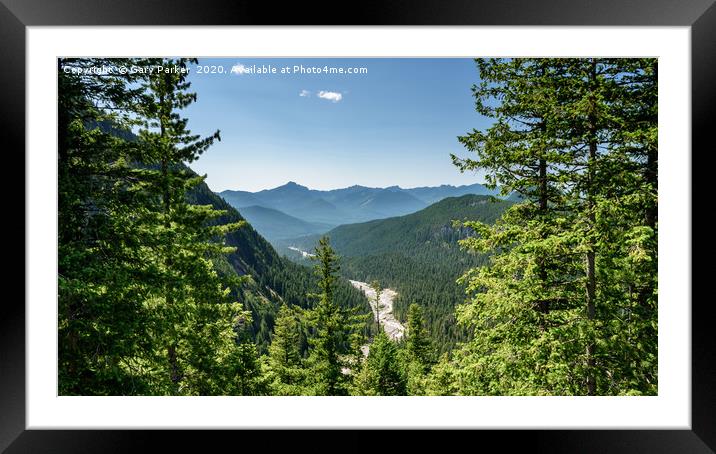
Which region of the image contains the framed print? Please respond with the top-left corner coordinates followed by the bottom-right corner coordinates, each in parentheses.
top-left (5, 0), bottom-right (714, 451)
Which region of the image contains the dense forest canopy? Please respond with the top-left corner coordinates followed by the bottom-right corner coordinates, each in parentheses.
top-left (58, 57), bottom-right (656, 396)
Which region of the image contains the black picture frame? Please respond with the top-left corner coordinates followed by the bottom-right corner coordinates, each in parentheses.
top-left (4, 0), bottom-right (713, 451)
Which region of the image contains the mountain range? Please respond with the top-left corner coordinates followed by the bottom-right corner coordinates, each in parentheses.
top-left (219, 181), bottom-right (502, 244)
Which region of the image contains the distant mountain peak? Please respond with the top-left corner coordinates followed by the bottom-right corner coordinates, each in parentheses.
top-left (279, 181), bottom-right (308, 190)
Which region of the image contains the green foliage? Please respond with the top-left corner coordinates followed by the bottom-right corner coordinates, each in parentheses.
top-left (58, 58), bottom-right (264, 395)
top-left (354, 332), bottom-right (407, 396)
top-left (265, 304), bottom-right (307, 395)
top-left (304, 237), bottom-right (366, 395)
top-left (406, 303), bottom-right (432, 364)
top-left (423, 354), bottom-right (461, 396)
top-left (437, 58), bottom-right (658, 396)
top-left (401, 304), bottom-right (434, 395)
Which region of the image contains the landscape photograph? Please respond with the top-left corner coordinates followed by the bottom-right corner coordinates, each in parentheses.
top-left (58, 57), bottom-right (657, 396)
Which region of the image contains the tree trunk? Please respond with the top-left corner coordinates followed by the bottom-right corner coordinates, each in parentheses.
top-left (585, 59), bottom-right (598, 396)
top-left (586, 250), bottom-right (597, 395)
top-left (538, 156), bottom-right (550, 319)
top-left (638, 60), bottom-right (658, 310)
top-left (159, 79), bottom-right (181, 390)
top-left (645, 60), bottom-right (658, 230)
top-left (536, 61), bottom-right (551, 322)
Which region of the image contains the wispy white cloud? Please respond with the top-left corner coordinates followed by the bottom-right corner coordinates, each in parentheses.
top-left (230, 63), bottom-right (249, 75)
top-left (317, 91), bottom-right (343, 103)
top-left (299, 89), bottom-right (311, 97)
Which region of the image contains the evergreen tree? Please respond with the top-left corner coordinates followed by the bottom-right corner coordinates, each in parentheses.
top-left (423, 353), bottom-right (461, 396)
top-left (405, 303), bottom-right (432, 365)
top-left (596, 59), bottom-right (658, 394)
top-left (130, 57), bottom-right (265, 395)
top-left (401, 303), bottom-right (434, 395)
top-left (58, 57), bottom-right (162, 394)
top-left (449, 58), bottom-right (582, 394)
top-left (444, 58), bottom-right (658, 395)
top-left (266, 304), bottom-right (306, 394)
top-left (370, 279), bottom-right (382, 329)
top-left (354, 332), bottom-right (406, 396)
top-left (58, 58), bottom-right (265, 395)
top-left (306, 237), bottom-right (351, 395)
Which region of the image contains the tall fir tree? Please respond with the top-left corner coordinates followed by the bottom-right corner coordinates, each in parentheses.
top-left (444, 58), bottom-right (658, 395)
top-left (450, 58), bottom-right (583, 394)
top-left (266, 304), bottom-right (306, 394)
top-left (58, 57), bottom-right (164, 395)
top-left (405, 303), bottom-right (432, 367)
top-left (402, 303), bottom-right (434, 395)
top-left (306, 236), bottom-right (351, 395)
top-left (131, 57), bottom-right (263, 395)
top-left (597, 58), bottom-right (658, 394)
top-left (58, 58), bottom-right (265, 395)
top-left (354, 331), bottom-right (406, 396)
top-left (370, 279), bottom-right (383, 330)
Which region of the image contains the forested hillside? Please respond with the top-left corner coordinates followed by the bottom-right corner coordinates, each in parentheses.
top-left (283, 194), bottom-right (512, 351)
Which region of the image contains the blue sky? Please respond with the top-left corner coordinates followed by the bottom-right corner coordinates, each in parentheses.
top-left (183, 58), bottom-right (491, 192)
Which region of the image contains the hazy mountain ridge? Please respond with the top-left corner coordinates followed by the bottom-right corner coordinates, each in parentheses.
top-left (239, 205), bottom-right (333, 241)
top-left (218, 181), bottom-right (503, 244)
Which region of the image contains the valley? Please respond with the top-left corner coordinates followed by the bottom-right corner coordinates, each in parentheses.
top-left (282, 194), bottom-right (511, 350)
top-left (231, 190), bottom-right (513, 352)
top-left (186, 175), bottom-right (371, 353)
